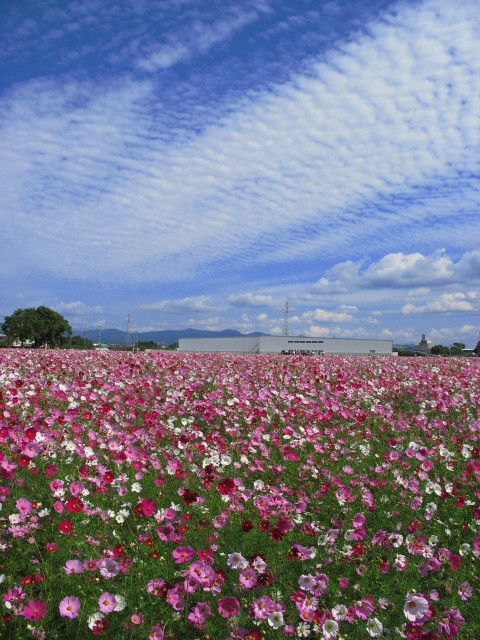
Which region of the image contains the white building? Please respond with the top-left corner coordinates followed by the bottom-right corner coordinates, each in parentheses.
top-left (179, 335), bottom-right (393, 355)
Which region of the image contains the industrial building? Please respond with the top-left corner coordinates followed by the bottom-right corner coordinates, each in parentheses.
top-left (179, 335), bottom-right (393, 355)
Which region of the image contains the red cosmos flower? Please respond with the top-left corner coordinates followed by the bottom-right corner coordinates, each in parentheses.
top-left (18, 455), bottom-right (30, 467)
top-left (25, 427), bottom-right (37, 440)
top-left (103, 471), bottom-right (114, 484)
top-left (45, 464), bottom-right (57, 475)
top-left (113, 544), bottom-right (126, 558)
top-left (259, 520), bottom-right (270, 530)
top-left (139, 498), bottom-right (156, 515)
top-left (269, 527), bottom-right (284, 542)
top-left (241, 520), bottom-right (253, 532)
top-left (449, 554), bottom-right (462, 570)
top-left (65, 497), bottom-right (84, 513)
top-left (217, 477), bottom-right (235, 495)
top-left (92, 617), bottom-right (109, 634)
top-left (59, 519), bottom-right (73, 534)
top-left (182, 489), bottom-right (198, 505)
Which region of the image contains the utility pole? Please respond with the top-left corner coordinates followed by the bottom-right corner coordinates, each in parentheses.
top-left (126, 314), bottom-right (131, 349)
top-left (96, 325), bottom-right (101, 347)
top-left (283, 300), bottom-right (290, 337)
top-left (83, 328), bottom-right (86, 350)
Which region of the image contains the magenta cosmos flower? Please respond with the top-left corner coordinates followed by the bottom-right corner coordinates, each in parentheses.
top-left (23, 599), bottom-right (47, 621)
top-left (59, 595), bottom-right (81, 619)
top-left (218, 596), bottom-right (240, 618)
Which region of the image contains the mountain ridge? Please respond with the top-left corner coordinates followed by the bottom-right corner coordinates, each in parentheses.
top-left (71, 327), bottom-right (268, 345)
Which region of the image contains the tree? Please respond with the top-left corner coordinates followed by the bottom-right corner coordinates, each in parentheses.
top-left (431, 344), bottom-right (450, 356)
top-left (2, 306), bottom-right (72, 348)
top-left (450, 342), bottom-right (466, 356)
top-left (474, 340), bottom-right (480, 356)
top-left (66, 335), bottom-right (94, 349)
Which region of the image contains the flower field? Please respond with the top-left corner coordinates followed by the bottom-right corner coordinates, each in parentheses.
top-left (0, 349), bottom-right (479, 640)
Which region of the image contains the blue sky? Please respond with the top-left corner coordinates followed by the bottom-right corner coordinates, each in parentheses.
top-left (1, 0), bottom-right (479, 346)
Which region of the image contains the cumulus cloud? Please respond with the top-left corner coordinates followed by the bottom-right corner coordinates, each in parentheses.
top-left (227, 293), bottom-right (274, 308)
top-left (302, 308), bottom-right (354, 323)
top-left (143, 296), bottom-right (218, 313)
top-left (402, 293), bottom-right (475, 314)
top-left (308, 249), bottom-right (480, 295)
top-left (54, 301), bottom-right (103, 315)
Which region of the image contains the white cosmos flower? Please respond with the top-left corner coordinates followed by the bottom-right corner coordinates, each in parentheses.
top-left (226, 552), bottom-right (248, 570)
top-left (267, 611), bottom-right (284, 629)
top-left (323, 619), bottom-right (339, 637)
top-left (332, 604), bottom-right (348, 620)
top-left (366, 617), bottom-right (383, 637)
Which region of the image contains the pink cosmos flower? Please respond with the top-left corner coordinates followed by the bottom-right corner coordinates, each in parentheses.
top-left (354, 597), bottom-right (375, 619)
top-left (404, 594), bottom-right (429, 622)
top-left (165, 589), bottom-right (185, 611)
top-left (63, 560), bottom-right (83, 574)
top-left (149, 623), bottom-right (164, 640)
top-left (352, 512), bottom-right (366, 528)
top-left (16, 498), bottom-right (32, 514)
top-left (239, 568), bottom-right (258, 588)
top-left (147, 578), bottom-right (166, 596)
top-left (131, 612), bottom-right (143, 624)
top-left (458, 581), bottom-right (473, 601)
top-left (23, 599), bottom-right (46, 621)
top-left (172, 546), bottom-right (194, 563)
top-left (99, 558), bottom-right (119, 578)
top-left (59, 595), bottom-right (81, 619)
top-left (218, 596), bottom-right (239, 618)
top-left (252, 595), bottom-right (274, 619)
top-left (98, 592), bottom-right (117, 613)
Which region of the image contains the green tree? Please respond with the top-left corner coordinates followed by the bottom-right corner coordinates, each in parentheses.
top-left (2, 306), bottom-right (72, 348)
top-left (67, 335), bottom-right (94, 349)
top-left (450, 342), bottom-right (466, 356)
top-left (474, 340), bottom-right (480, 356)
top-left (431, 344), bottom-right (450, 356)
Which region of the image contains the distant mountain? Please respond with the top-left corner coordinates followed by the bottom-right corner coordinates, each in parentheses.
top-left (71, 327), bottom-right (267, 346)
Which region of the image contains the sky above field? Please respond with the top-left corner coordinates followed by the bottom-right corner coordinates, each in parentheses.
top-left (1, 0), bottom-right (479, 346)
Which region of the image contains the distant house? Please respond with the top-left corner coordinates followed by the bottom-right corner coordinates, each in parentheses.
top-left (93, 343), bottom-right (110, 350)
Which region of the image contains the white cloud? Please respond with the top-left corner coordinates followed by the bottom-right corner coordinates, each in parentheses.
top-left (54, 301), bottom-right (103, 315)
top-left (402, 293), bottom-right (474, 314)
top-left (227, 292), bottom-right (274, 308)
top-left (307, 249), bottom-right (480, 295)
top-left (142, 296), bottom-right (218, 313)
top-left (2, 1), bottom-right (478, 287)
top-left (303, 308), bottom-right (354, 323)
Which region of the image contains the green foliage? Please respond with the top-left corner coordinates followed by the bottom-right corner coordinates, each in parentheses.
top-left (2, 306), bottom-right (72, 348)
top-left (65, 335), bottom-right (95, 349)
top-left (450, 342), bottom-right (466, 355)
top-left (137, 340), bottom-right (159, 349)
top-left (431, 344), bottom-right (450, 356)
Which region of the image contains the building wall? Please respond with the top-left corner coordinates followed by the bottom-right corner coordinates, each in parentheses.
top-left (179, 336), bottom-right (393, 355)
top-left (179, 336), bottom-right (260, 353)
